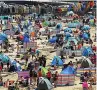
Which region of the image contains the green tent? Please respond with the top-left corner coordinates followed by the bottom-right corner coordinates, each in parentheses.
top-left (0, 53), bottom-right (10, 63)
top-left (42, 21), bottom-right (49, 27)
top-left (72, 20), bottom-right (79, 23)
top-left (89, 19), bottom-right (95, 26)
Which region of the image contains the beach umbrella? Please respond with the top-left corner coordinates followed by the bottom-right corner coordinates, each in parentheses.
top-left (81, 25), bottom-right (90, 30)
top-left (0, 54), bottom-right (10, 63)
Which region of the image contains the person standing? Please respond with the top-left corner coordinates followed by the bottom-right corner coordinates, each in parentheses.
top-left (53, 71), bottom-right (58, 88)
top-left (46, 69), bottom-right (52, 82)
top-left (82, 80), bottom-right (88, 90)
top-left (29, 69), bottom-right (33, 85)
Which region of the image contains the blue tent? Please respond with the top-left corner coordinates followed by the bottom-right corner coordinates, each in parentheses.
top-left (56, 23), bottom-right (62, 29)
top-left (82, 25), bottom-right (90, 30)
top-left (68, 22), bottom-right (80, 28)
top-left (0, 53), bottom-right (10, 63)
top-left (65, 37), bottom-right (78, 46)
top-left (51, 56), bottom-right (63, 66)
top-left (82, 33), bottom-right (89, 40)
top-left (61, 66), bottom-right (75, 74)
top-left (23, 37), bottom-right (30, 43)
top-left (10, 59), bottom-right (22, 71)
top-left (0, 33), bottom-right (8, 41)
top-left (48, 37), bottom-right (57, 43)
top-left (64, 28), bottom-right (72, 33)
top-left (65, 32), bottom-right (72, 40)
top-left (23, 33), bottom-right (30, 43)
top-left (89, 15), bottom-right (94, 19)
top-left (82, 47), bottom-right (94, 56)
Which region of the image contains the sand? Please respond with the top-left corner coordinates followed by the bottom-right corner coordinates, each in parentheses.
top-left (0, 23), bottom-right (96, 90)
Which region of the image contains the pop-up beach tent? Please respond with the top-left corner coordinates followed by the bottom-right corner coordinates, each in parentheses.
top-left (64, 28), bottom-right (72, 33)
top-left (48, 36), bottom-right (57, 43)
top-left (79, 56), bottom-right (93, 68)
top-left (82, 47), bottom-right (94, 56)
top-left (51, 56), bottom-right (63, 66)
top-left (65, 37), bottom-right (78, 47)
top-left (10, 59), bottom-right (22, 71)
top-left (81, 25), bottom-right (90, 31)
top-left (0, 53), bottom-right (10, 63)
top-left (66, 11), bottom-right (74, 16)
top-left (0, 32), bottom-right (8, 41)
top-left (68, 22), bottom-right (80, 28)
top-left (61, 66), bottom-right (75, 74)
top-left (82, 33), bottom-right (90, 40)
top-left (37, 77), bottom-right (53, 90)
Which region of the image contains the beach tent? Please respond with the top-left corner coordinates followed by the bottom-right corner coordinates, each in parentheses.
top-left (68, 22), bottom-right (80, 28)
top-left (51, 56), bottom-right (63, 66)
top-left (23, 33), bottom-right (30, 43)
top-left (37, 77), bottom-right (53, 90)
top-left (79, 56), bottom-right (93, 68)
top-left (15, 63), bottom-right (22, 71)
top-left (64, 28), bottom-right (72, 33)
top-left (0, 53), bottom-right (10, 63)
top-left (81, 25), bottom-right (90, 31)
top-left (61, 66), bottom-right (75, 74)
top-left (89, 15), bottom-right (94, 19)
top-left (89, 19), bottom-right (95, 26)
top-left (42, 21), bottom-right (49, 26)
top-left (67, 11), bottom-right (74, 16)
top-left (72, 20), bottom-right (79, 23)
top-left (10, 59), bottom-right (22, 71)
top-left (82, 47), bottom-right (94, 56)
top-left (23, 37), bottom-right (30, 43)
top-left (82, 33), bottom-right (89, 40)
top-left (0, 32), bottom-right (8, 41)
top-left (64, 32), bottom-right (73, 40)
top-left (48, 36), bottom-right (57, 43)
top-left (65, 37), bottom-right (78, 46)
top-left (12, 24), bottom-right (21, 33)
top-left (56, 23), bottom-right (62, 30)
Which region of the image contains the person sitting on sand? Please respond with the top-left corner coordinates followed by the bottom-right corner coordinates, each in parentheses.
top-left (18, 76), bottom-right (25, 84)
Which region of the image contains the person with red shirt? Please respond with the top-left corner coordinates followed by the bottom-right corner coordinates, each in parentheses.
top-left (38, 68), bottom-right (42, 77)
top-left (46, 69), bottom-right (52, 81)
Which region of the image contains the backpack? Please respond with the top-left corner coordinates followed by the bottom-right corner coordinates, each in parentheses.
top-left (33, 71), bottom-right (37, 77)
